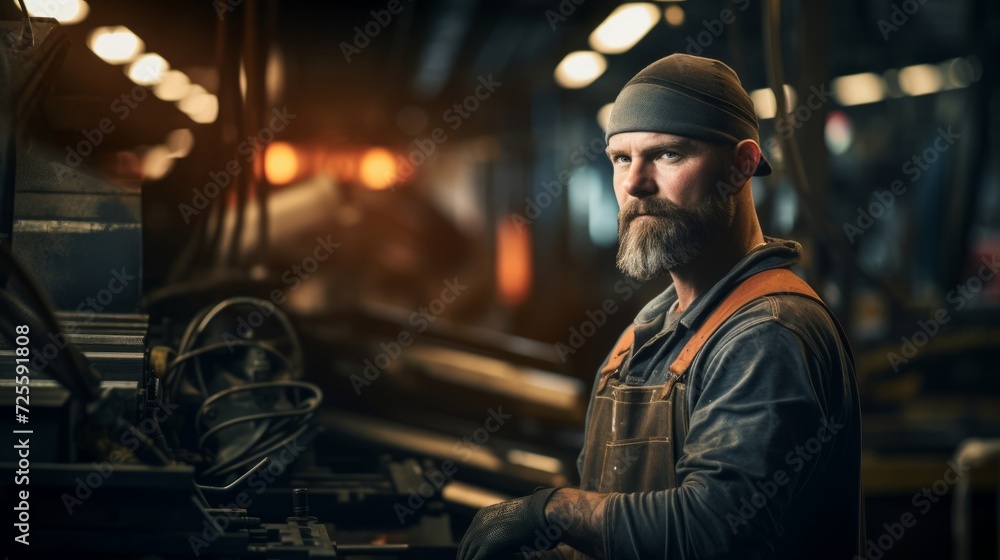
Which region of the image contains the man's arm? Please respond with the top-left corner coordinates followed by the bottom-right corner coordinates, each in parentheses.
top-left (544, 316), bottom-right (849, 559)
top-left (458, 310), bottom-right (852, 560)
top-left (543, 489), bottom-right (612, 559)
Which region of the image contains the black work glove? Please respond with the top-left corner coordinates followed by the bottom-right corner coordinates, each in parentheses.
top-left (456, 487), bottom-right (560, 560)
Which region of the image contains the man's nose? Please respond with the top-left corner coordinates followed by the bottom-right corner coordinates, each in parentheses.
top-left (621, 161), bottom-right (657, 198)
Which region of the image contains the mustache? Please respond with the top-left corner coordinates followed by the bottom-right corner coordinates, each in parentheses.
top-left (618, 198), bottom-right (684, 225)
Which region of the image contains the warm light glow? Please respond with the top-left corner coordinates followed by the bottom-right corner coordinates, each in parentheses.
top-left (126, 53), bottom-right (169, 86)
top-left (87, 26), bottom-right (142, 64)
top-left (898, 64), bottom-right (943, 96)
top-left (832, 72), bottom-right (886, 106)
top-left (153, 70), bottom-right (192, 101)
top-left (589, 3), bottom-right (659, 54)
top-left (142, 145), bottom-right (174, 181)
top-left (16, 0), bottom-right (88, 24)
top-left (750, 88), bottom-right (777, 119)
top-left (177, 86), bottom-right (219, 124)
top-left (507, 449), bottom-right (563, 474)
top-left (264, 142), bottom-right (299, 185)
top-left (749, 85), bottom-right (796, 119)
top-left (596, 102), bottom-right (614, 131)
top-left (496, 221), bottom-right (532, 306)
top-left (359, 148), bottom-right (397, 190)
top-left (664, 4), bottom-right (685, 26)
top-left (554, 51), bottom-right (607, 89)
top-left (266, 47), bottom-right (286, 104)
top-left (165, 128), bottom-right (194, 158)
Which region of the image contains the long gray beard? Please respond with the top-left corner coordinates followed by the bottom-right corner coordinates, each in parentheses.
top-left (616, 192), bottom-right (734, 280)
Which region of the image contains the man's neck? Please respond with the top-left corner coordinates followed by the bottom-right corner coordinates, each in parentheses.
top-left (669, 228), bottom-right (765, 313)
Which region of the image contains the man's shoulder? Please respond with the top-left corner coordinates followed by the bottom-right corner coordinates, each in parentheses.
top-left (725, 288), bottom-right (837, 327)
top-left (701, 292), bottom-right (848, 368)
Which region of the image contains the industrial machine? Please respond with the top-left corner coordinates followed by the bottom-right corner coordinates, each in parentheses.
top-left (0, 13), bottom-right (576, 559)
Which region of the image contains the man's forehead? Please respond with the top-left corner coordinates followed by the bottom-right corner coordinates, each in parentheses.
top-left (606, 131), bottom-right (705, 152)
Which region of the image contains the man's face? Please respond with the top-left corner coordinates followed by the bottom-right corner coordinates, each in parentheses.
top-left (606, 131), bottom-right (736, 280)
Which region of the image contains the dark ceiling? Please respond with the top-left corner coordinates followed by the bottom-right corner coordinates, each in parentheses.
top-left (2, 0), bottom-right (978, 156)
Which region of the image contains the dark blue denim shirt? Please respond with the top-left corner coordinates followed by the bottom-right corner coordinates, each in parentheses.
top-left (577, 237), bottom-right (863, 559)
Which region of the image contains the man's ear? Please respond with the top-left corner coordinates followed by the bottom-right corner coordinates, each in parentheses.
top-left (733, 140), bottom-right (762, 184)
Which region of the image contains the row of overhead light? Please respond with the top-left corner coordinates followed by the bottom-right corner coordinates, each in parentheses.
top-left (15, 0), bottom-right (218, 125)
top-left (555, 2), bottom-right (684, 89)
top-left (87, 26), bottom-right (219, 124)
top-left (743, 56), bottom-right (981, 120)
top-left (559, 3), bottom-right (980, 145)
top-left (14, 1), bottom-right (213, 180)
top-left (85, 24), bottom-right (214, 180)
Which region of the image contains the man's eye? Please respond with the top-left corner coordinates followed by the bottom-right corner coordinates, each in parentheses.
top-left (612, 155), bottom-right (630, 164)
top-left (659, 151), bottom-right (680, 160)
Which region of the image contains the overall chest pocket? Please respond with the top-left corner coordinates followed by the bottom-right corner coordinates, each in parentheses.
top-left (595, 384), bottom-right (681, 492)
top-left (599, 437), bottom-right (676, 492)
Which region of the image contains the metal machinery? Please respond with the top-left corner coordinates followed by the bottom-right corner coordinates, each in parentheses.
top-left (0, 16), bottom-right (488, 560)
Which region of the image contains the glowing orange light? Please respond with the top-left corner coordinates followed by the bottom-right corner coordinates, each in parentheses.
top-left (496, 221), bottom-right (532, 306)
top-left (358, 148), bottom-right (397, 190)
top-left (265, 142), bottom-right (298, 185)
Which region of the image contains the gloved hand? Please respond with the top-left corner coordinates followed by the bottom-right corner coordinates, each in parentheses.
top-left (456, 487), bottom-right (560, 560)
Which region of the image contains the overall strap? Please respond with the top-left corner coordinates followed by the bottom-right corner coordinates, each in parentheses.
top-left (597, 325), bottom-right (635, 392)
top-left (659, 267), bottom-right (823, 399)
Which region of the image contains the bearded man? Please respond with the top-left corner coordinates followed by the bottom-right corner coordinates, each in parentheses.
top-left (457, 54), bottom-right (864, 560)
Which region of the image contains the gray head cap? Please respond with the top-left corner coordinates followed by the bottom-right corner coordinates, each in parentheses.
top-left (605, 53), bottom-right (772, 176)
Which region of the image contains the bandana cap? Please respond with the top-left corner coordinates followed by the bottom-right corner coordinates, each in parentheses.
top-left (606, 54), bottom-right (772, 176)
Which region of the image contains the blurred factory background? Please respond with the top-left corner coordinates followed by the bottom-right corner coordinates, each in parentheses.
top-left (1, 0), bottom-right (998, 558)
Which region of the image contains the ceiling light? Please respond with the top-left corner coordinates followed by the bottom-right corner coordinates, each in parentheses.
top-left (153, 70), bottom-right (192, 101)
top-left (664, 5), bottom-right (685, 27)
top-left (832, 72), bottom-right (886, 106)
top-left (898, 63), bottom-right (943, 96)
top-left (177, 87), bottom-right (219, 124)
top-left (554, 51), bottom-right (607, 89)
top-left (87, 26), bottom-right (143, 64)
top-left (127, 53), bottom-right (169, 86)
top-left (15, 0), bottom-right (89, 24)
top-left (596, 102), bottom-right (614, 130)
top-left (589, 3), bottom-right (660, 54)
